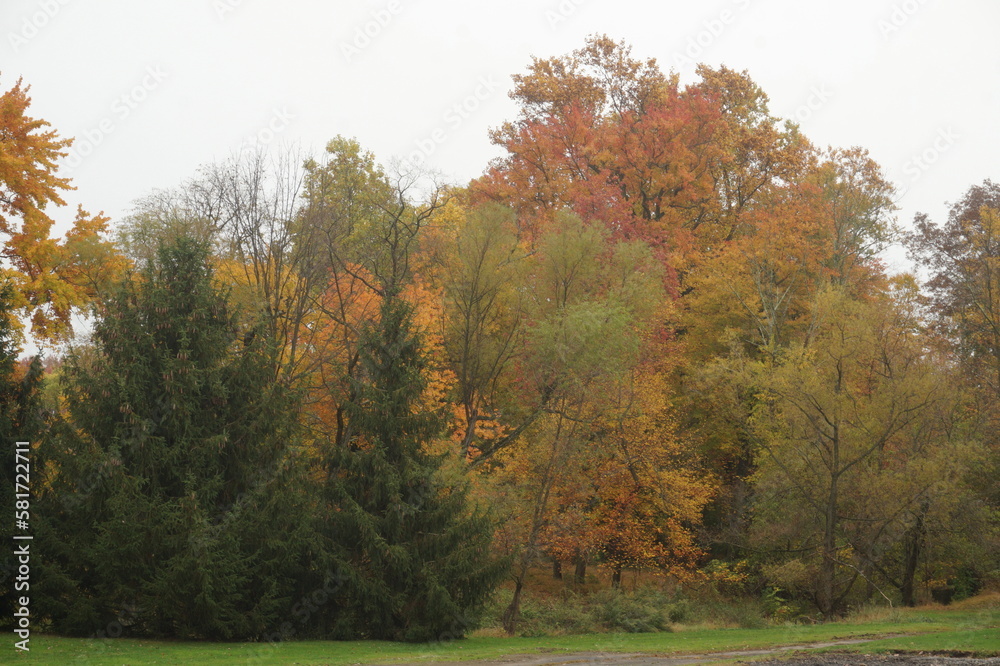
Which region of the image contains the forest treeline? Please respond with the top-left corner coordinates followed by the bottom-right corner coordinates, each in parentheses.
top-left (0, 36), bottom-right (997, 640)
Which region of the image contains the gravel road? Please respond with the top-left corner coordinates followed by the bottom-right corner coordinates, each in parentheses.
top-left (386, 643), bottom-right (1000, 665)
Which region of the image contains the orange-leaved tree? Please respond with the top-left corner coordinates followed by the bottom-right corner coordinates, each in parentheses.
top-left (0, 77), bottom-right (121, 341)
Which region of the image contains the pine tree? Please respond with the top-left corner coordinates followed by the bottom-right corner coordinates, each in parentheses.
top-left (320, 293), bottom-right (507, 641)
top-left (35, 238), bottom-right (310, 639)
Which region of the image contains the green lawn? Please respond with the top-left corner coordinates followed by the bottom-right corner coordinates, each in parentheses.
top-left (9, 598), bottom-right (999, 665)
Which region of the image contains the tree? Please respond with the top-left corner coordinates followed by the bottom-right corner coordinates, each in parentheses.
top-left (489, 211), bottom-right (696, 633)
top-left (0, 77), bottom-right (121, 340)
top-left (475, 36), bottom-right (721, 252)
top-left (906, 180), bottom-right (1000, 569)
top-left (682, 146), bottom-right (895, 359)
top-left (539, 357), bottom-right (714, 590)
top-left (473, 37), bottom-right (810, 279)
top-left (429, 201), bottom-right (527, 461)
top-left (320, 294), bottom-right (506, 641)
top-left (743, 289), bottom-right (944, 617)
top-left (908, 181), bottom-right (1000, 397)
top-left (117, 148), bottom-right (330, 389)
top-left (678, 147), bottom-right (896, 562)
top-left (34, 238), bottom-right (308, 639)
top-left (307, 148), bottom-right (507, 641)
top-left (294, 137), bottom-right (421, 450)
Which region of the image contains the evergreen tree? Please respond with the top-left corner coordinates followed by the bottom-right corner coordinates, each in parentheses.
top-left (319, 293), bottom-right (507, 641)
top-left (35, 238), bottom-right (311, 639)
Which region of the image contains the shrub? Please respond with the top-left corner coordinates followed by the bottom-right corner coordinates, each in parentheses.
top-left (588, 588), bottom-right (676, 633)
top-left (686, 595), bottom-right (768, 629)
top-left (501, 593), bottom-right (598, 637)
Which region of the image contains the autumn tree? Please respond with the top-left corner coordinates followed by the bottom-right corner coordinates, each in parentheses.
top-left (906, 179), bottom-right (1000, 556)
top-left (557, 359), bottom-right (714, 589)
top-left (490, 211), bottom-right (702, 632)
top-left (475, 35), bottom-right (717, 244)
top-left (423, 200), bottom-right (529, 460)
top-left (740, 288), bottom-right (947, 617)
top-left (302, 143), bottom-right (507, 641)
top-left (0, 77), bottom-right (120, 340)
top-left (908, 181), bottom-right (1000, 396)
top-left (475, 37), bottom-right (810, 276)
top-left (294, 137), bottom-right (447, 447)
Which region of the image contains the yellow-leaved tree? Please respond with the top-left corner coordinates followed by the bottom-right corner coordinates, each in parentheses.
top-left (0, 77), bottom-right (121, 341)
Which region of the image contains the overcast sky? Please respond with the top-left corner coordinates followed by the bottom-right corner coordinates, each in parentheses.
top-left (4, 0), bottom-right (999, 277)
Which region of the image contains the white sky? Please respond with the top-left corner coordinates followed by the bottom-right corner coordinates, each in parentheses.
top-left (4, 0), bottom-right (999, 279)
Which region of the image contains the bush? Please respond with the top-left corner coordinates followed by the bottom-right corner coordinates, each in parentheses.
top-left (686, 595), bottom-right (768, 629)
top-left (509, 593), bottom-right (598, 637)
top-left (588, 588), bottom-right (685, 633)
top-left (483, 585), bottom-right (690, 636)
top-left (952, 566), bottom-right (983, 602)
top-left (760, 586), bottom-right (809, 622)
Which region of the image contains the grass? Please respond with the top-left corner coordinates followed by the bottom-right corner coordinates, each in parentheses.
top-left (831, 593), bottom-right (1000, 658)
top-left (10, 594), bottom-right (998, 665)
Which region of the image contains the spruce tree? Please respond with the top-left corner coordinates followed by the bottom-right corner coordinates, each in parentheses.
top-left (320, 293), bottom-right (507, 641)
top-left (36, 238), bottom-right (310, 639)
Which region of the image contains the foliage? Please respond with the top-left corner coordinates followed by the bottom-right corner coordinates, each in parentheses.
top-left (744, 288), bottom-right (962, 617)
top-left (318, 290), bottom-right (508, 642)
top-left (15, 37), bottom-right (1000, 642)
top-left (34, 238), bottom-right (307, 639)
top-left (0, 77), bottom-right (122, 340)
top-left (587, 588), bottom-right (675, 633)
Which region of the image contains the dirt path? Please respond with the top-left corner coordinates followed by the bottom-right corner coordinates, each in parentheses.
top-left (386, 638), bottom-right (1000, 665)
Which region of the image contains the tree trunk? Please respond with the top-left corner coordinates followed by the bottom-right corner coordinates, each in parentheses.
top-left (901, 499), bottom-right (929, 607)
top-left (552, 558), bottom-right (562, 580)
top-left (611, 563), bottom-right (622, 589)
top-left (574, 556), bottom-right (587, 585)
top-left (502, 578), bottom-right (524, 635)
top-left (819, 465), bottom-right (840, 620)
